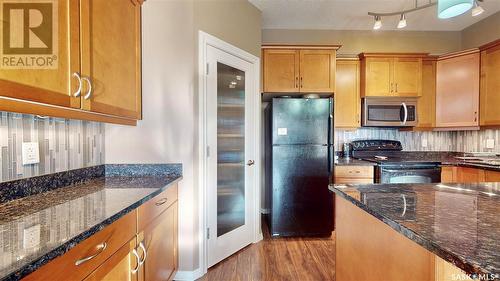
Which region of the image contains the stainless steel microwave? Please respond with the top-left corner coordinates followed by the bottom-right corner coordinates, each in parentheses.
top-left (362, 97), bottom-right (418, 127)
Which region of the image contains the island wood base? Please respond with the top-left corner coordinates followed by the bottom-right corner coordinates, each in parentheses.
top-left (335, 196), bottom-right (465, 281)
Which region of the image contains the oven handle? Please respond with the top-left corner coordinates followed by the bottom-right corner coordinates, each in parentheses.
top-left (401, 102), bottom-right (408, 125)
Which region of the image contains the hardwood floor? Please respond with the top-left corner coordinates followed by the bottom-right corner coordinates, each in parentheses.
top-left (198, 217), bottom-right (336, 281)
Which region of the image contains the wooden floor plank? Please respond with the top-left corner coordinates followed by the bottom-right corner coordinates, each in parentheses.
top-left (198, 217), bottom-right (335, 281)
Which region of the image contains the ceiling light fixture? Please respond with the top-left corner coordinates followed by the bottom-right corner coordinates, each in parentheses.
top-left (397, 14), bottom-right (407, 28)
top-left (373, 15), bottom-right (382, 30)
top-left (368, 0), bottom-right (485, 29)
top-left (471, 0), bottom-right (485, 16)
top-left (438, 0), bottom-right (473, 19)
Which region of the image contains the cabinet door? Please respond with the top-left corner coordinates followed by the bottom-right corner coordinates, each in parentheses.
top-left (436, 52), bottom-right (480, 127)
top-left (299, 49), bottom-right (336, 93)
top-left (0, 0), bottom-right (80, 108)
top-left (441, 166), bottom-right (456, 183)
top-left (480, 44), bottom-right (500, 126)
top-left (141, 202), bottom-right (178, 281)
top-left (455, 167), bottom-right (485, 183)
top-left (83, 239), bottom-right (139, 281)
top-left (393, 58), bottom-right (422, 97)
top-left (363, 58), bottom-right (393, 96)
top-left (335, 60), bottom-right (360, 128)
top-left (417, 60), bottom-right (436, 128)
top-left (485, 170), bottom-right (500, 182)
top-left (80, 0), bottom-right (142, 119)
top-left (263, 49), bottom-right (299, 92)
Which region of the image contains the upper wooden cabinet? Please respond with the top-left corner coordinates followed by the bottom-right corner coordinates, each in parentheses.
top-left (479, 39), bottom-right (500, 127)
top-left (436, 49), bottom-right (480, 128)
top-left (359, 53), bottom-right (424, 97)
top-left (262, 46), bottom-right (339, 93)
top-left (417, 57), bottom-right (437, 129)
top-left (0, 0), bottom-right (143, 125)
top-left (335, 58), bottom-right (360, 129)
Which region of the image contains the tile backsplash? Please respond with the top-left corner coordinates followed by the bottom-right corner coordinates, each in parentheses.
top-left (335, 128), bottom-right (500, 153)
top-left (0, 112), bottom-right (105, 182)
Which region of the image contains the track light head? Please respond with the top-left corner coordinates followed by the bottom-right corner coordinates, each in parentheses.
top-left (472, 0), bottom-right (484, 16)
top-left (397, 14), bottom-right (407, 29)
top-left (373, 15), bottom-right (382, 30)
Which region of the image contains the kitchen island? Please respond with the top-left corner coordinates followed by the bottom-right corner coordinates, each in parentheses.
top-left (330, 182), bottom-right (499, 281)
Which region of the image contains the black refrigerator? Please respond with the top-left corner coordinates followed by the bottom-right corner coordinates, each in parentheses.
top-left (265, 97), bottom-right (334, 237)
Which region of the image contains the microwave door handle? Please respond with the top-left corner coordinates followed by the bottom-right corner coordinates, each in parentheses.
top-left (401, 102), bottom-right (408, 125)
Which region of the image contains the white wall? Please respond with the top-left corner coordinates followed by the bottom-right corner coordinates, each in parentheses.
top-left (105, 0), bottom-right (198, 273)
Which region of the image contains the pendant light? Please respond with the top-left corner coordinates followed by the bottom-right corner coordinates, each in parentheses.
top-left (397, 14), bottom-right (407, 29)
top-left (471, 0), bottom-right (484, 16)
top-left (373, 15), bottom-right (382, 30)
top-left (438, 0), bottom-right (474, 19)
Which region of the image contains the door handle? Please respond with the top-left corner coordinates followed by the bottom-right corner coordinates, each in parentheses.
top-left (401, 102), bottom-right (408, 125)
top-left (395, 83), bottom-right (398, 93)
top-left (300, 77), bottom-right (303, 88)
top-left (82, 77), bottom-right (93, 100)
top-left (247, 160), bottom-right (255, 166)
top-left (295, 76), bottom-right (299, 88)
top-left (138, 242), bottom-right (147, 265)
top-left (72, 72), bottom-right (82, 97)
top-left (75, 242), bottom-right (107, 266)
top-left (131, 248), bottom-right (141, 274)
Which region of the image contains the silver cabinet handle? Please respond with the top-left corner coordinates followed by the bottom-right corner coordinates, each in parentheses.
top-left (82, 76), bottom-right (93, 100)
top-left (72, 72), bottom-right (82, 97)
top-left (131, 248), bottom-right (141, 274)
top-left (401, 102), bottom-right (408, 125)
top-left (390, 83), bottom-right (393, 93)
top-left (401, 194), bottom-right (407, 217)
top-left (138, 242), bottom-right (147, 265)
top-left (247, 160), bottom-right (255, 166)
top-left (155, 198), bottom-right (168, 206)
top-left (75, 242), bottom-right (107, 266)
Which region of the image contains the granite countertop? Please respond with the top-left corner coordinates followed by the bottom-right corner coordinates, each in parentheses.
top-left (330, 182), bottom-right (499, 279)
top-left (334, 158), bottom-right (377, 166)
top-left (0, 164), bottom-right (182, 281)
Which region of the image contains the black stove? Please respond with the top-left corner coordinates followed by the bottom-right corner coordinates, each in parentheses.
top-left (350, 140), bottom-right (441, 183)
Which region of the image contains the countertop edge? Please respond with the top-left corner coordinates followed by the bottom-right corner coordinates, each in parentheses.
top-left (5, 176), bottom-right (182, 281)
top-left (329, 185), bottom-right (491, 277)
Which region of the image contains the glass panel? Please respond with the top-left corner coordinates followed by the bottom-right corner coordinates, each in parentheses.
top-left (368, 105), bottom-right (402, 122)
top-left (216, 62), bottom-right (245, 237)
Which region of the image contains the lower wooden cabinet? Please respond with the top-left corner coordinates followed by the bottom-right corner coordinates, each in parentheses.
top-left (441, 166), bottom-right (500, 183)
top-left (83, 239), bottom-right (139, 281)
top-left (334, 165), bottom-right (374, 184)
top-left (138, 202), bottom-right (178, 281)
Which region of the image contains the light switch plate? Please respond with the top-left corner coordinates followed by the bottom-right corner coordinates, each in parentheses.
top-left (277, 128), bottom-right (288, 136)
top-left (23, 224), bottom-right (41, 249)
top-left (486, 139), bottom-right (495, 149)
top-left (22, 142), bottom-right (40, 165)
top-left (422, 139), bottom-right (428, 148)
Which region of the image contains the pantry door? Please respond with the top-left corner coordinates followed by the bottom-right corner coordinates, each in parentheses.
top-left (206, 45), bottom-right (257, 267)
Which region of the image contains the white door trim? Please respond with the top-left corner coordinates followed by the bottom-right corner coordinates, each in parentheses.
top-left (197, 31), bottom-right (262, 277)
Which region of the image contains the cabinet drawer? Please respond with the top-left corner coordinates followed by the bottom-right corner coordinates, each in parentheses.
top-left (23, 211), bottom-right (136, 281)
top-left (138, 184), bottom-right (178, 230)
top-left (334, 166), bottom-right (374, 179)
top-left (334, 177), bottom-right (374, 184)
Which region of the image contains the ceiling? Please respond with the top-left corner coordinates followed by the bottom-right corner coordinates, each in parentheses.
top-left (249, 0), bottom-right (500, 31)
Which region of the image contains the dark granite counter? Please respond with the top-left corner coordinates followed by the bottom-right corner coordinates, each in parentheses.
top-left (330, 182), bottom-right (499, 279)
top-left (334, 158), bottom-right (377, 166)
top-left (0, 164), bottom-right (182, 281)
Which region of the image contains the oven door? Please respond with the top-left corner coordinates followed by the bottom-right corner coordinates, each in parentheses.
top-left (378, 165), bottom-right (441, 184)
top-left (362, 98), bottom-right (417, 127)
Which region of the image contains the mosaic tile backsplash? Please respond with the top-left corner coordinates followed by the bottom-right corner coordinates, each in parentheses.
top-left (335, 128), bottom-right (500, 153)
top-left (0, 112), bottom-right (105, 182)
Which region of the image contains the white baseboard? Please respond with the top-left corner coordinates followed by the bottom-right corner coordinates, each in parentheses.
top-left (260, 208), bottom-right (270, 214)
top-left (174, 268), bottom-right (204, 281)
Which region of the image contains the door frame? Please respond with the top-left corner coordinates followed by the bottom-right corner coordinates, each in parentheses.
top-left (197, 31), bottom-right (262, 276)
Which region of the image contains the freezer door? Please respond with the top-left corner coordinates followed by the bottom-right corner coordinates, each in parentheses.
top-left (272, 98), bottom-right (331, 145)
top-left (271, 144), bottom-right (333, 236)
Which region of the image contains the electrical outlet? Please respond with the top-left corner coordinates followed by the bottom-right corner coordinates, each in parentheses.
top-left (23, 224), bottom-right (41, 249)
top-left (22, 142), bottom-right (39, 165)
top-left (422, 139), bottom-right (428, 148)
top-left (486, 139), bottom-right (495, 149)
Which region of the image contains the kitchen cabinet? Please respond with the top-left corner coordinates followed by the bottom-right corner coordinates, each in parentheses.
top-left (0, 0), bottom-right (143, 125)
top-left (23, 183), bottom-right (179, 281)
top-left (441, 166), bottom-right (456, 183)
top-left (262, 46), bottom-right (339, 94)
top-left (485, 170), bottom-right (500, 182)
top-left (359, 53), bottom-right (424, 97)
top-left (335, 58), bottom-right (360, 129)
top-left (479, 39), bottom-right (500, 127)
top-left (334, 165), bottom-right (374, 184)
top-left (83, 239), bottom-right (139, 281)
top-left (440, 166), bottom-right (500, 183)
top-left (436, 50), bottom-right (480, 128)
top-left (417, 57), bottom-right (437, 129)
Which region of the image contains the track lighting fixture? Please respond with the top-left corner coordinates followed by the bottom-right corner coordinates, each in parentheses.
top-left (373, 15), bottom-right (382, 30)
top-left (471, 0), bottom-right (485, 16)
top-left (397, 14), bottom-right (407, 29)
